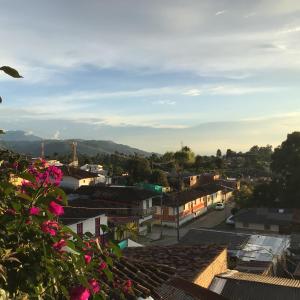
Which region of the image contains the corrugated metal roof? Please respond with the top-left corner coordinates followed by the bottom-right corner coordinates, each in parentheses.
top-left (210, 270), bottom-right (300, 300)
top-left (219, 271), bottom-right (300, 288)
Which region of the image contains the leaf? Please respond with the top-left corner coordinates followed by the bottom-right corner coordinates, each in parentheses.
top-left (0, 66), bottom-right (23, 78)
top-left (16, 192), bottom-right (32, 202)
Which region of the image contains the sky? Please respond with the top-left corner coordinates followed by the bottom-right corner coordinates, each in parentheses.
top-left (1, 0), bottom-right (300, 154)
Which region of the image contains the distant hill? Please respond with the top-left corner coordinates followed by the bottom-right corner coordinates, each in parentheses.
top-left (0, 130), bottom-right (42, 141)
top-left (0, 131), bottom-right (151, 157)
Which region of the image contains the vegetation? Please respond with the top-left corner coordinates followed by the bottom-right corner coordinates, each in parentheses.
top-left (0, 152), bottom-right (132, 299)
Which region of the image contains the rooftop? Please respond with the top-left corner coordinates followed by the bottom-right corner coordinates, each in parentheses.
top-left (234, 207), bottom-right (294, 226)
top-left (75, 185), bottom-right (159, 204)
top-left (210, 270), bottom-right (300, 300)
top-left (124, 245), bottom-right (226, 283)
top-left (180, 229), bottom-right (250, 251)
top-left (60, 165), bottom-right (99, 179)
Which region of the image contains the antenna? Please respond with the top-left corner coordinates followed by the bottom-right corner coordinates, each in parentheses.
top-left (41, 142), bottom-right (45, 158)
top-left (69, 141), bottom-right (79, 167)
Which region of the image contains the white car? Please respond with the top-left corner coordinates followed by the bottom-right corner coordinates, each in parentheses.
top-left (226, 215), bottom-right (235, 225)
top-left (215, 202), bottom-right (225, 210)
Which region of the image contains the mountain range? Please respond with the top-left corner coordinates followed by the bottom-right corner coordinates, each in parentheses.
top-left (0, 131), bottom-right (151, 157)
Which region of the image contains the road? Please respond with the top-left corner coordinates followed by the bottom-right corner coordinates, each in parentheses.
top-left (146, 201), bottom-right (235, 246)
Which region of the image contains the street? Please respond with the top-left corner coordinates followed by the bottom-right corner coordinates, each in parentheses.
top-left (145, 201), bottom-right (235, 245)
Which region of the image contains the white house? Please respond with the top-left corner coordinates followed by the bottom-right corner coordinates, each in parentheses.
top-left (60, 207), bottom-right (108, 237)
top-left (60, 166), bottom-right (103, 190)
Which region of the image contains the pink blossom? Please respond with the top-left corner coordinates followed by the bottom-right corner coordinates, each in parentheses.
top-left (88, 279), bottom-right (100, 293)
top-left (99, 261), bottom-right (107, 271)
top-left (48, 201), bottom-right (64, 216)
top-left (84, 254), bottom-right (92, 264)
top-left (41, 220), bottom-right (59, 236)
top-left (29, 207), bottom-right (40, 215)
top-left (53, 239), bottom-right (67, 251)
top-left (69, 286), bottom-right (90, 300)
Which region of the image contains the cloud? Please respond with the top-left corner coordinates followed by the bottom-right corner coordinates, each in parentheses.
top-left (215, 10), bottom-right (227, 16)
top-left (52, 130), bottom-right (60, 139)
top-left (183, 89), bottom-right (202, 96)
top-left (153, 100), bottom-right (176, 105)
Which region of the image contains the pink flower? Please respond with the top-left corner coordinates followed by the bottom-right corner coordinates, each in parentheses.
top-left (84, 254), bottom-right (92, 264)
top-left (29, 206), bottom-right (40, 215)
top-left (88, 279), bottom-right (100, 294)
top-left (48, 201), bottom-right (64, 216)
top-left (69, 286), bottom-right (90, 300)
top-left (125, 279), bottom-right (132, 288)
top-left (99, 261), bottom-right (107, 271)
top-left (53, 239), bottom-right (67, 251)
top-left (41, 220), bottom-right (59, 236)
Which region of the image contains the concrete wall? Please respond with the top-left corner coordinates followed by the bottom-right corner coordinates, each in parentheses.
top-left (194, 248), bottom-right (227, 288)
top-left (235, 221), bottom-right (279, 233)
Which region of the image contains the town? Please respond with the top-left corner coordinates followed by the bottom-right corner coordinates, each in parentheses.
top-left (3, 131), bottom-right (300, 299)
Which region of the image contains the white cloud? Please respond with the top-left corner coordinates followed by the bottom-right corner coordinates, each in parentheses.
top-left (52, 130), bottom-right (60, 139)
top-left (153, 100), bottom-right (176, 105)
top-left (183, 89), bottom-right (202, 96)
top-left (215, 10), bottom-right (227, 16)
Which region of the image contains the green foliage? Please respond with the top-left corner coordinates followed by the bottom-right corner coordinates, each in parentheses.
top-left (150, 169), bottom-right (169, 187)
top-left (233, 183), bottom-right (253, 208)
top-left (0, 153), bottom-right (132, 299)
top-left (270, 132), bottom-right (300, 207)
top-left (126, 156), bottom-right (151, 183)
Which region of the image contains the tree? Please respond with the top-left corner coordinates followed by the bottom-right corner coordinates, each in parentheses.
top-left (270, 132), bottom-right (300, 207)
top-left (216, 149), bottom-right (222, 158)
top-left (150, 169), bottom-right (169, 187)
top-left (234, 183), bottom-right (253, 209)
top-left (126, 157), bottom-right (151, 183)
top-left (174, 146), bottom-right (195, 168)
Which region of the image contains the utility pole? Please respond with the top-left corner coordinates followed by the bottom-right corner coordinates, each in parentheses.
top-left (160, 194), bottom-right (163, 239)
top-left (176, 194), bottom-right (180, 242)
top-left (41, 142), bottom-right (45, 159)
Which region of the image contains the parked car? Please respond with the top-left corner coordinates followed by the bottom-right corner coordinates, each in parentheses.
top-left (215, 202), bottom-right (225, 210)
top-left (226, 215), bottom-right (235, 225)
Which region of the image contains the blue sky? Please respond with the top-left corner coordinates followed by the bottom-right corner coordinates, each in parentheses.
top-left (1, 0), bottom-right (300, 154)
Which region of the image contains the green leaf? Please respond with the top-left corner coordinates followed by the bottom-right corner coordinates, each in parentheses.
top-left (108, 241), bottom-right (122, 258)
top-left (16, 192), bottom-right (32, 202)
top-left (0, 66), bottom-right (23, 78)
top-left (18, 172), bottom-right (35, 182)
top-left (103, 268), bottom-right (113, 282)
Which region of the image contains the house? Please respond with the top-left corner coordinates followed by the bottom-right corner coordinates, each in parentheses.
top-left (59, 166), bottom-right (103, 190)
top-left (210, 270), bottom-right (300, 300)
top-left (90, 255), bottom-right (226, 300)
top-left (153, 189), bottom-right (208, 227)
top-left (233, 208), bottom-right (299, 233)
top-left (80, 164), bottom-right (103, 173)
top-left (154, 184), bottom-right (226, 227)
top-left (71, 185), bottom-right (160, 235)
top-left (60, 206), bottom-right (108, 239)
top-left (180, 228), bottom-right (289, 275)
top-left (124, 245), bottom-right (227, 289)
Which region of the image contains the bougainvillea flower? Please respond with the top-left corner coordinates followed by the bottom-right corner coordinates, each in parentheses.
top-left (53, 239), bottom-right (67, 251)
top-left (88, 279), bottom-right (100, 293)
top-left (41, 220), bottom-right (59, 236)
top-left (84, 254), bottom-right (92, 264)
top-left (69, 286), bottom-right (90, 300)
top-left (48, 201), bottom-right (64, 216)
top-left (29, 206), bottom-right (40, 215)
top-left (99, 261), bottom-right (107, 271)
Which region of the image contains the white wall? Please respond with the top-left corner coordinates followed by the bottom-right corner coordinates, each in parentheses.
top-left (68, 214), bottom-right (108, 235)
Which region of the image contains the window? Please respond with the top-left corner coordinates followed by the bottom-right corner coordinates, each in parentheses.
top-left (95, 217), bottom-right (101, 236)
top-left (77, 223), bottom-right (83, 235)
